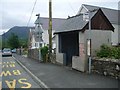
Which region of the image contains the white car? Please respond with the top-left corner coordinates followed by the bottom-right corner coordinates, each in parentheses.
top-left (12, 49), bottom-right (16, 53)
top-left (2, 48), bottom-right (12, 57)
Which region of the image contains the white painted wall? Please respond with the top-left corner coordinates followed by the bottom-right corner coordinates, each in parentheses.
top-left (31, 35), bottom-right (36, 49)
top-left (73, 30), bottom-right (112, 72)
top-left (111, 24), bottom-right (119, 45)
top-left (78, 32), bottom-right (88, 71)
top-left (42, 30), bottom-right (49, 45)
top-left (56, 53), bottom-right (64, 64)
top-left (79, 6), bottom-right (87, 14)
top-left (119, 25), bottom-right (120, 44)
top-left (84, 30), bottom-right (112, 56)
top-left (42, 29), bottom-right (55, 46)
top-left (72, 32), bottom-right (87, 72)
top-left (72, 56), bottom-right (86, 72)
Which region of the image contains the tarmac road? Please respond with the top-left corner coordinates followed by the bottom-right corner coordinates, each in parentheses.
top-left (1, 56), bottom-right (41, 89)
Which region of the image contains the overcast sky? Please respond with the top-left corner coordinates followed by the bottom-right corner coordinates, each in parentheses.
top-left (0, 0), bottom-right (119, 35)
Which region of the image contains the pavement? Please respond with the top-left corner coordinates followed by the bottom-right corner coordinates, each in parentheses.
top-left (13, 54), bottom-right (119, 89)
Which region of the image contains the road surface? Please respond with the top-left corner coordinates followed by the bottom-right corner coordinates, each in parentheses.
top-left (1, 56), bottom-right (41, 89)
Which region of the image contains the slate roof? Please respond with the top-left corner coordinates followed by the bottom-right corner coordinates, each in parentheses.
top-left (54, 9), bottom-right (98, 33)
top-left (35, 17), bottom-right (66, 30)
top-left (81, 4), bottom-right (119, 24)
top-left (54, 5), bottom-right (118, 34)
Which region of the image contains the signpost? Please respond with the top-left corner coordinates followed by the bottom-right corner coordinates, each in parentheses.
top-left (83, 11), bottom-right (92, 74)
top-left (87, 39), bottom-right (91, 74)
top-left (88, 11), bottom-right (92, 74)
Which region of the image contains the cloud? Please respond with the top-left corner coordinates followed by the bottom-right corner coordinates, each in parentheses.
top-left (1, 0), bottom-right (119, 31)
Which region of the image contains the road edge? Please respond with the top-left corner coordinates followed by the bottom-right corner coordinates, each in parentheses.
top-left (12, 56), bottom-right (50, 89)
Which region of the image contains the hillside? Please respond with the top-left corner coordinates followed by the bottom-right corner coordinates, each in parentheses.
top-left (2, 26), bottom-right (34, 41)
top-left (2, 18), bottom-right (66, 41)
top-left (0, 35), bottom-right (2, 49)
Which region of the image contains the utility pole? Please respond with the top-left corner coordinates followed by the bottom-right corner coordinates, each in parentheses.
top-left (48, 0), bottom-right (52, 62)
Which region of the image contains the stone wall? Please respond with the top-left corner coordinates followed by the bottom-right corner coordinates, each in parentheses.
top-left (51, 53), bottom-right (56, 63)
top-left (28, 49), bottom-right (56, 63)
top-left (28, 49), bottom-right (39, 60)
top-left (92, 58), bottom-right (120, 79)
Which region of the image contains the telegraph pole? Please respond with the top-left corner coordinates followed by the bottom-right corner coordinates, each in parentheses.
top-left (48, 0), bottom-right (52, 62)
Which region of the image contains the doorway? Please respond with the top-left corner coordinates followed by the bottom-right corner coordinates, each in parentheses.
top-left (59, 32), bottom-right (79, 66)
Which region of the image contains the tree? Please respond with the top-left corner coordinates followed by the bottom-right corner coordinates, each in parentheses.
top-left (19, 39), bottom-right (28, 48)
top-left (7, 33), bottom-right (20, 49)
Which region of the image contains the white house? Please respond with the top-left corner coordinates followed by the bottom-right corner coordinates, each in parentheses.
top-left (29, 26), bottom-right (43, 49)
top-left (28, 17), bottom-right (66, 49)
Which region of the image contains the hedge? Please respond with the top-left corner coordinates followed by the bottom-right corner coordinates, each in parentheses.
top-left (40, 46), bottom-right (48, 62)
top-left (97, 44), bottom-right (120, 59)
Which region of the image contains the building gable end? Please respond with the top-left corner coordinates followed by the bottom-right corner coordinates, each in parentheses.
top-left (83, 9), bottom-right (114, 32)
top-left (77, 4), bottom-right (88, 14)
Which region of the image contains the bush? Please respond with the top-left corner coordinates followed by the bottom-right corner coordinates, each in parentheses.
top-left (40, 46), bottom-right (48, 62)
top-left (97, 44), bottom-right (120, 59)
top-left (97, 44), bottom-right (111, 58)
top-left (111, 47), bottom-right (120, 59)
top-left (23, 50), bottom-right (28, 55)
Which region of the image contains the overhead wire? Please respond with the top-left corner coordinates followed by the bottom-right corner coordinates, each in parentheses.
top-left (27, 0), bottom-right (37, 27)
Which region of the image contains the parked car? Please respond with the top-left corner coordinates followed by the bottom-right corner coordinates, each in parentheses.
top-left (12, 49), bottom-right (16, 53)
top-left (2, 48), bottom-right (12, 57)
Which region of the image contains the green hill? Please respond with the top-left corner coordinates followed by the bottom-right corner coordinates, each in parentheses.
top-left (2, 26), bottom-right (34, 41)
